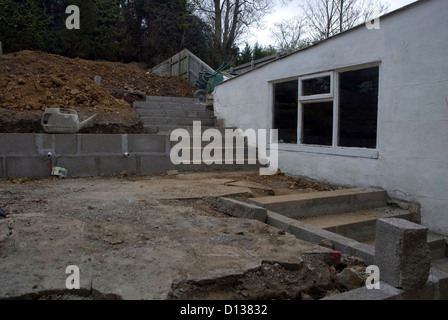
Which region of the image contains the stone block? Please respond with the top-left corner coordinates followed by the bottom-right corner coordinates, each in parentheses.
top-left (56, 157), bottom-right (97, 177)
top-left (0, 134), bottom-right (37, 156)
top-left (217, 197), bottom-right (267, 222)
top-left (5, 157), bottom-right (51, 178)
top-left (99, 156), bottom-right (137, 176)
top-left (81, 135), bottom-right (122, 154)
top-left (55, 134), bottom-right (78, 155)
top-left (375, 218), bottom-right (431, 290)
top-left (128, 135), bottom-right (166, 153)
top-left (139, 156), bottom-right (175, 175)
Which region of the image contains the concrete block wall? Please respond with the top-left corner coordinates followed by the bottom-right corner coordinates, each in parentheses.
top-left (0, 134), bottom-right (174, 178)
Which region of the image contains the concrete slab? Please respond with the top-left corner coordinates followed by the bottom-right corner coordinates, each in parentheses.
top-left (248, 188), bottom-right (387, 218)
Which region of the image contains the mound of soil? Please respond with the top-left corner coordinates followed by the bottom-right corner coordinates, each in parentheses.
top-left (0, 50), bottom-right (197, 134)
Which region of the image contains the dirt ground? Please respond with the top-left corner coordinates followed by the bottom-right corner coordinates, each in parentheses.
top-left (0, 50), bottom-right (197, 134)
top-left (0, 171), bottom-right (368, 300)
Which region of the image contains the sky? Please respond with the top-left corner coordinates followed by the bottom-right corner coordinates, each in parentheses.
top-left (247, 0), bottom-right (419, 47)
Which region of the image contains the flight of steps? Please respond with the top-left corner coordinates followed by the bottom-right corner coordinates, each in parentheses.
top-left (133, 96), bottom-right (265, 173)
top-left (249, 188), bottom-right (448, 271)
top-left (133, 96), bottom-right (216, 134)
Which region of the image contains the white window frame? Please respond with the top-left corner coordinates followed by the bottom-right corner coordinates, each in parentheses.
top-left (299, 72), bottom-right (334, 101)
top-left (273, 63), bottom-right (380, 159)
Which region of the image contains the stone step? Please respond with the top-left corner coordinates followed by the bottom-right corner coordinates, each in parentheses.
top-left (134, 101), bottom-right (206, 112)
top-left (296, 207), bottom-right (412, 243)
top-left (140, 117), bottom-right (215, 127)
top-left (175, 161), bottom-right (263, 173)
top-left (169, 136), bottom-right (252, 148)
top-left (135, 108), bottom-right (215, 119)
top-left (248, 188), bottom-right (387, 219)
top-left (146, 95), bottom-right (199, 104)
top-left (146, 125), bottom-right (229, 135)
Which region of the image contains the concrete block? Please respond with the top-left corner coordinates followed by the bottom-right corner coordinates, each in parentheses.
top-left (128, 135), bottom-right (166, 153)
top-left (81, 135), bottom-right (122, 154)
top-left (266, 211), bottom-right (292, 231)
top-left (0, 134), bottom-right (37, 156)
top-left (139, 156), bottom-right (175, 175)
top-left (56, 157), bottom-right (97, 177)
top-left (5, 157), bottom-right (51, 178)
top-left (218, 197), bottom-right (267, 222)
top-left (375, 218), bottom-right (431, 291)
top-left (0, 157), bottom-right (3, 178)
top-left (99, 156), bottom-right (137, 176)
top-left (54, 134), bottom-right (78, 155)
top-left (39, 134), bottom-right (53, 150)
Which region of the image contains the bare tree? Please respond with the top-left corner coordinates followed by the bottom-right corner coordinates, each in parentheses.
top-left (192, 0), bottom-right (289, 66)
top-left (271, 16), bottom-right (308, 51)
top-left (301, 0), bottom-right (389, 41)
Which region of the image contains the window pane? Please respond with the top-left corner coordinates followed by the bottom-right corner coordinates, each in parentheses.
top-left (339, 67), bottom-right (379, 149)
top-left (302, 102), bottom-right (333, 146)
top-left (274, 80), bottom-right (298, 144)
top-left (302, 76), bottom-right (331, 96)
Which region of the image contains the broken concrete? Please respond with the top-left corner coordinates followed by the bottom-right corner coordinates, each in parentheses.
top-left (218, 197), bottom-right (267, 222)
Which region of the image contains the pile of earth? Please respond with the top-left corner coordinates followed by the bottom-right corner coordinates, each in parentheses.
top-left (0, 50), bottom-right (197, 134)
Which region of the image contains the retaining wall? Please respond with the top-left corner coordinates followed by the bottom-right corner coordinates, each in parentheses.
top-left (0, 134), bottom-right (175, 178)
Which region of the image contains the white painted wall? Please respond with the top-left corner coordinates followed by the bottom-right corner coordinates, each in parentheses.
top-left (214, 0), bottom-right (448, 235)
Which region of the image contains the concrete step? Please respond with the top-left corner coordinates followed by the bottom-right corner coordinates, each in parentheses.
top-left (248, 188), bottom-right (387, 219)
top-left (146, 96), bottom-right (199, 104)
top-left (296, 207), bottom-right (412, 243)
top-left (146, 125), bottom-right (230, 135)
top-left (135, 108), bottom-right (215, 119)
top-left (134, 101), bottom-right (206, 112)
top-left (175, 161), bottom-right (263, 173)
top-left (140, 117), bottom-right (215, 127)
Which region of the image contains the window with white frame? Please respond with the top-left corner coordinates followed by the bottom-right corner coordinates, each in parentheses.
top-left (273, 65), bottom-right (379, 151)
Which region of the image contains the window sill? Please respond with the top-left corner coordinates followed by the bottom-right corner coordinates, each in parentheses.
top-left (276, 144), bottom-right (379, 159)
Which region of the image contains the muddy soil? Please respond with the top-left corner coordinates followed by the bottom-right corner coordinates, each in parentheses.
top-left (0, 50), bottom-right (197, 134)
top-left (0, 171), bottom-right (366, 300)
